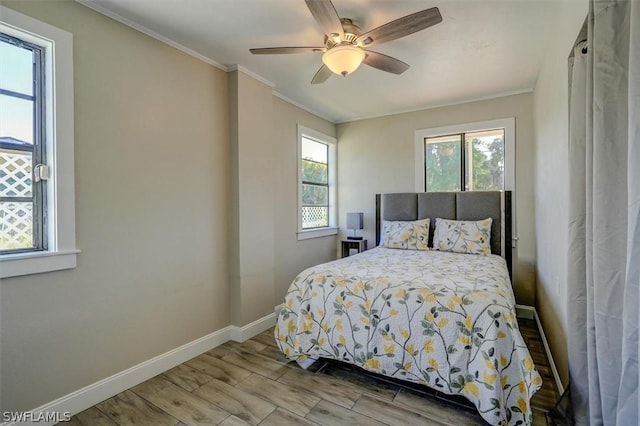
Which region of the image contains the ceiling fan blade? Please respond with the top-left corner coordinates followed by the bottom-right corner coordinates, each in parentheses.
top-left (356, 7), bottom-right (442, 47)
top-left (311, 64), bottom-right (333, 84)
top-left (250, 47), bottom-right (326, 54)
top-left (363, 50), bottom-right (410, 75)
top-left (305, 0), bottom-right (344, 39)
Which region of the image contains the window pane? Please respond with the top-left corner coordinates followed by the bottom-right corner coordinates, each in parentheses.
top-left (0, 148), bottom-right (33, 197)
top-left (465, 129), bottom-right (505, 191)
top-left (0, 94), bottom-right (34, 144)
top-left (425, 134), bottom-right (462, 191)
top-left (302, 184), bottom-right (328, 206)
top-left (0, 201), bottom-right (33, 250)
top-left (0, 38), bottom-right (33, 96)
top-left (302, 206), bottom-right (328, 229)
top-left (301, 158), bottom-right (327, 184)
top-left (301, 137), bottom-right (327, 163)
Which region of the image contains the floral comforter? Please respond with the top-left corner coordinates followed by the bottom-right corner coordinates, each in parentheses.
top-left (275, 247), bottom-right (542, 426)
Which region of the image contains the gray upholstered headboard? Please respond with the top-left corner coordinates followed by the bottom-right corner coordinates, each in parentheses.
top-left (375, 191), bottom-right (512, 277)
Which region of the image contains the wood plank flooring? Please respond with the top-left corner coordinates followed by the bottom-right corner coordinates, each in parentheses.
top-left (62, 319), bottom-right (558, 426)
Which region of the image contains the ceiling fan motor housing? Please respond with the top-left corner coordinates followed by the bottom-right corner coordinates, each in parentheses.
top-left (325, 18), bottom-right (361, 47)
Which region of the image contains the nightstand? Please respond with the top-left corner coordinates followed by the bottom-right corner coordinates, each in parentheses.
top-left (341, 239), bottom-right (367, 258)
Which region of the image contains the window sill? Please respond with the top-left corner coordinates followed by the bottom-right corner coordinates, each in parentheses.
top-left (0, 249), bottom-right (80, 278)
top-left (297, 227), bottom-right (338, 241)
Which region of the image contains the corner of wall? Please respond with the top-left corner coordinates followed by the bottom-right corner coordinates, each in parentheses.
top-left (531, 0), bottom-right (589, 389)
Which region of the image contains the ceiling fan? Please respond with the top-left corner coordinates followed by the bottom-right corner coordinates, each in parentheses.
top-left (250, 0), bottom-right (442, 84)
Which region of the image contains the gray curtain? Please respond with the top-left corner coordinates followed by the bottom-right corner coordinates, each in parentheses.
top-left (567, 0), bottom-right (639, 425)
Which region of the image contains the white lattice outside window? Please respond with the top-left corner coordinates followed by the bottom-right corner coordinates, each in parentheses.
top-left (1, 148), bottom-right (34, 249)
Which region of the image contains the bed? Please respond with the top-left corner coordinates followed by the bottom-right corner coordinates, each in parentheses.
top-left (275, 191), bottom-right (542, 425)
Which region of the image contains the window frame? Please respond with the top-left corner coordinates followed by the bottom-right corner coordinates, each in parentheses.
top-left (0, 32), bottom-right (47, 254)
top-left (300, 141), bottom-right (329, 230)
top-left (423, 128), bottom-right (507, 192)
top-left (297, 125), bottom-right (337, 240)
top-left (414, 118), bottom-right (515, 193)
top-left (0, 6), bottom-right (78, 278)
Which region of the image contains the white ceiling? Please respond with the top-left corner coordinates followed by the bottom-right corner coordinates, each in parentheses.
top-left (80, 0), bottom-right (560, 123)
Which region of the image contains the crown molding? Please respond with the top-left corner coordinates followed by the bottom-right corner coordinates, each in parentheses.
top-left (272, 91), bottom-right (336, 123)
top-left (227, 65), bottom-right (275, 88)
top-left (75, 0), bottom-right (227, 71)
top-left (335, 88), bottom-right (534, 124)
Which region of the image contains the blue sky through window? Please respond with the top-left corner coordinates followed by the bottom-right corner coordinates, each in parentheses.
top-left (0, 38), bottom-right (34, 144)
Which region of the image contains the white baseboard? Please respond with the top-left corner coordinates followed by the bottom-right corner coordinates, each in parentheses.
top-left (533, 309), bottom-right (565, 395)
top-left (274, 303), bottom-right (283, 318)
top-left (229, 312), bottom-right (276, 342)
top-left (515, 304), bottom-right (536, 319)
top-left (516, 304), bottom-right (565, 395)
top-left (1, 313), bottom-right (277, 426)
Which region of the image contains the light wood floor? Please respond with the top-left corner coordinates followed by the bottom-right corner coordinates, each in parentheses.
top-left (61, 319), bottom-right (557, 426)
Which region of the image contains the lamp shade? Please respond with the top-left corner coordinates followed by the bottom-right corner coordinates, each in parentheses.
top-left (346, 212), bottom-right (364, 230)
top-left (322, 45), bottom-right (366, 76)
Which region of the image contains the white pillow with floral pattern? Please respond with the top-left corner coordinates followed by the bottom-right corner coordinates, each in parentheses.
top-left (433, 218), bottom-right (492, 255)
top-left (380, 218), bottom-right (430, 250)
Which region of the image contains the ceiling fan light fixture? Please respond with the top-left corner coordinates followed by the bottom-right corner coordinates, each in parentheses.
top-left (322, 44), bottom-right (365, 76)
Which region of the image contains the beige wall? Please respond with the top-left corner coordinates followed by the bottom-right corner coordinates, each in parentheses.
top-left (272, 97), bottom-right (337, 301)
top-left (228, 74), bottom-right (339, 323)
top-left (336, 93), bottom-right (537, 305)
top-left (229, 77), bottom-right (338, 323)
top-left (228, 70), bottom-right (276, 325)
top-left (0, 0), bottom-right (231, 412)
top-left (532, 0), bottom-right (588, 387)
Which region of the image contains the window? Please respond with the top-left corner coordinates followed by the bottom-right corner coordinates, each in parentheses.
top-left (297, 125), bottom-right (337, 240)
top-left (301, 138), bottom-right (329, 228)
top-left (415, 118), bottom-right (515, 193)
top-left (424, 128), bottom-right (505, 191)
top-left (1, 33), bottom-right (46, 253)
top-left (0, 6), bottom-right (77, 278)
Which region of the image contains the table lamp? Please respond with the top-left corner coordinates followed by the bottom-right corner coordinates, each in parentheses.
top-left (346, 212), bottom-right (364, 240)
